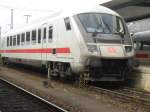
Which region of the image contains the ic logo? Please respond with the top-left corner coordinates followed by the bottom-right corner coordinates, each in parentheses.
top-left (107, 47), bottom-right (117, 53)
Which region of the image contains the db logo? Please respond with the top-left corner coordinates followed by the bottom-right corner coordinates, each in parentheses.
top-left (107, 47), bottom-right (117, 53)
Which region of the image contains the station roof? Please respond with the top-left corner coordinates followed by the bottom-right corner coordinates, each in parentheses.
top-left (102, 0), bottom-right (150, 22)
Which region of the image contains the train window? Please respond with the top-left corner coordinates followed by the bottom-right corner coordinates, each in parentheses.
top-left (10, 36), bottom-right (12, 46)
top-left (26, 31), bottom-right (30, 45)
top-left (1, 38), bottom-right (4, 48)
top-left (7, 36), bottom-right (9, 47)
top-left (43, 27), bottom-right (47, 43)
top-left (21, 33), bottom-right (25, 45)
top-left (38, 29), bottom-right (41, 43)
top-left (48, 26), bottom-right (53, 42)
top-left (13, 36), bottom-right (16, 46)
top-left (14, 38), bottom-right (16, 46)
top-left (17, 34), bottom-right (20, 45)
top-left (32, 30), bottom-right (36, 44)
top-left (135, 42), bottom-right (150, 51)
top-left (64, 17), bottom-right (71, 30)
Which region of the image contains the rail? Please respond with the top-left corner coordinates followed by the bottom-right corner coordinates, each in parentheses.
top-left (91, 86), bottom-right (150, 106)
top-left (0, 77), bottom-right (68, 112)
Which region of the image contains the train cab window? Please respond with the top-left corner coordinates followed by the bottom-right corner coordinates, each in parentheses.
top-left (13, 36), bottom-right (16, 46)
top-left (17, 34), bottom-right (20, 45)
top-left (21, 33), bottom-right (25, 45)
top-left (32, 30), bottom-right (36, 44)
top-left (26, 31), bottom-right (30, 45)
top-left (10, 36), bottom-right (12, 46)
top-left (134, 42), bottom-right (150, 51)
top-left (64, 17), bottom-right (71, 30)
top-left (38, 29), bottom-right (41, 43)
top-left (48, 26), bottom-right (53, 42)
top-left (7, 36), bottom-right (9, 47)
top-left (43, 27), bottom-right (47, 43)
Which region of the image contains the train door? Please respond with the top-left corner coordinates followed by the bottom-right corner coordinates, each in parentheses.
top-left (47, 24), bottom-right (56, 61)
top-left (41, 23), bottom-right (57, 63)
top-left (41, 24), bottom-right (48, 61)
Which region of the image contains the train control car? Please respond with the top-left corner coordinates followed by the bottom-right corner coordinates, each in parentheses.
top-left (0, 4), bottom-right (135, 82)
top-left (133, 31), bottom-right (150, 65)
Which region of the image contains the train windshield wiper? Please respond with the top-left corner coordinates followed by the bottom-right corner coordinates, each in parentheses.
top-left (103, 20), bottom-right (124, 39)
top-left (92, 23), bottom-right (103, 37)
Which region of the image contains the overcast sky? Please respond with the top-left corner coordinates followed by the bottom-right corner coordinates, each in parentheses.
top-left (0, 0), bottom-right (111, 34)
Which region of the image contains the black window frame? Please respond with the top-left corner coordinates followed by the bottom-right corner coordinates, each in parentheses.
top-left (17, 34), bottom-right (20, 45)
top-left (26, 31), bottom-right (30, 44)
top-left (7, 36), bottom-right (9, 47)
top-left (64, 17), bottom-right (71, 30)
top-left (10, 36), bottom-right (12, 46)
top-left (38, 28), bottom-right (41, 43)
top-left (21, 33), bottom-right (25, 44)
top-left (13, 35), bottom-right (16, 46)
top-left (48, 26), bottom-right (53, 42)
top-left (31, 30), bottom-right (36, 44)
top-left (43, 27), bottom-right (47, 43)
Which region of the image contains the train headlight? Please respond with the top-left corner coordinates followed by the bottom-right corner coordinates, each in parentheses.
top-left (87, 45), bottom-right (98, 53)
top-left (125, 46), bottom-right (132, 52)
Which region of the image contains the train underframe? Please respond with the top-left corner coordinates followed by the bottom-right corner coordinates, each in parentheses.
top-left (42, 58), bottom-right (134, 83)
top-left (84, 58), bottom-right (134, 81)
top-left (1, 57), bottom-right (134, 84)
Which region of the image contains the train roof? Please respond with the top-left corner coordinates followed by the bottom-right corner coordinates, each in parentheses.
top-left (3, 4), bottom-right (120, 37)
top-left (134, 30), bottom-right (150, 42)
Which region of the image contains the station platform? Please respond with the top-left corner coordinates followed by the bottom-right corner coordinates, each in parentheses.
top-left (132, 64), bottom-right (150, 74)
top-left (137, 65), bottom-right (150, 74)
top-left (128, 65), bottom-right (150, 92)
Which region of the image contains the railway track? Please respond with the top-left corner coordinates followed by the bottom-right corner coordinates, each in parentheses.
top-left (1, 65), bottom-right (150, 110)
top-left (91, 86), bottom-right (150, 107)
top-left (0, 78), bottom-right (68, 112)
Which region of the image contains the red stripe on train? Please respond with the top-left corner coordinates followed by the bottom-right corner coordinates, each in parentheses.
top-left (56, 48), bottom-right (70, 53)
top-left (136, 53), bottom-right (149, 58)
top-left (0, 48), bottom-right (70, 53)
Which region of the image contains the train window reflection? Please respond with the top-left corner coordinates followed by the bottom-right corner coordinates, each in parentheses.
top-left (78, 13), bottom-right (125, 34)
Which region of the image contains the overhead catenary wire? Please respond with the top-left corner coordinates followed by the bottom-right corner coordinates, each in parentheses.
top-left (24, 15), bottom-right (32, 24)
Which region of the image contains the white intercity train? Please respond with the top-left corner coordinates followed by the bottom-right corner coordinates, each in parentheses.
top-left (0, 4), bottom-right (135, 82)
